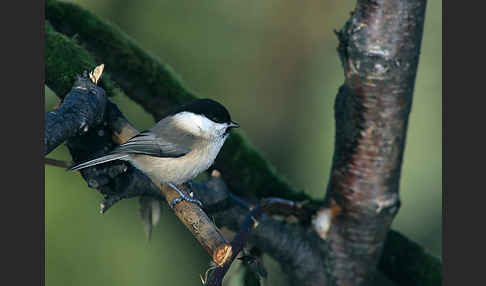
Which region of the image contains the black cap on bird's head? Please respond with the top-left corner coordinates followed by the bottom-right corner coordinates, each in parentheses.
top-left (170, 98), bottom-right (239, 128)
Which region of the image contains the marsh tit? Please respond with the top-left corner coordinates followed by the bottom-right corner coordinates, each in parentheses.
top-left (69, 98), bottom-right (239, 207)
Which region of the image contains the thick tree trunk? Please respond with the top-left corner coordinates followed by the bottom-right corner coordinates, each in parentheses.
top-left (323, 1), bottom-right (428, 284)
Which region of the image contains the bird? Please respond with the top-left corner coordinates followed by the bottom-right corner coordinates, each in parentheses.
top-left (69, 98), bottom-right (239, 208)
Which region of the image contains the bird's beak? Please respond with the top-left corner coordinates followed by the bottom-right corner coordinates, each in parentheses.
top-left (229, 121), bottom-right (240, 128)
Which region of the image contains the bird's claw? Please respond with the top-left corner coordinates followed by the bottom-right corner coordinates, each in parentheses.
top-left (168, 182), bottom-right (203, 209)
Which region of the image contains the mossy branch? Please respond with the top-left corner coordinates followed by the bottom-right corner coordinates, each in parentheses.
top-left (45, 22), bottom-right (116, 98)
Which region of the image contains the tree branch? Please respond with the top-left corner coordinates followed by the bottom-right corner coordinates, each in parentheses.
top-left (323, 0), bottom-right (428, 285)
top-left (44, 158), bottom-right (73, 168)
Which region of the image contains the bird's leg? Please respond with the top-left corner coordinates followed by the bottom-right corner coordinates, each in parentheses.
top-left (167, 182), bottom-right (203, 208)
top-left (186, 180), bottom-right (195, 191)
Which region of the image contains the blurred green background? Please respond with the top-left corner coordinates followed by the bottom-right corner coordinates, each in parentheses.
top-left (45, 0), bottom-right (441, 285)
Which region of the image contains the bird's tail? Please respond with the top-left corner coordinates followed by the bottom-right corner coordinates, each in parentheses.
top-left (68, 153), bottom-right (129, 171)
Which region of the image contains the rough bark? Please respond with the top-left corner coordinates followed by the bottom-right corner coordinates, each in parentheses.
top-left (323, 0), bottom-right (428, 285)
top-left (44, 74), bottom-right (107, 155)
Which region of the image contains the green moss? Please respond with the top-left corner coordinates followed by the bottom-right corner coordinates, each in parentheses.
top-left (45, 22), bottom-right (94, 97)
top-left (45, 22), bottom-right (117, 97)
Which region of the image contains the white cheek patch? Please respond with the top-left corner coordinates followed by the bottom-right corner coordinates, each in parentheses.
top-left (173, 112), bottom-right (227, 138)
top-left (173, 112), bottom-right (204, 135)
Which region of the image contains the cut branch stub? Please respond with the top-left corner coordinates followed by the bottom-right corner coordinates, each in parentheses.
top-left (324, 0), bottom-right (427, 285)
top-left (159, 184), bottom-right (232, 267)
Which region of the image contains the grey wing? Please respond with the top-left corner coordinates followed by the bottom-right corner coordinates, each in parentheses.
top-left (113, 128), bottom-right (195, 158)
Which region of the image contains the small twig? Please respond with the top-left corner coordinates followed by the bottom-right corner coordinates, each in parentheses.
top-left (44, 158), bottom-right (73, 168)
top-left (206, 204), bottom-right (265, 286)
top-left (206, 198), bottom-right (290, 286)
top-left (259, 197), bottom-right (314, 222)
top-left (225, 192), bottom-right (317, 223)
